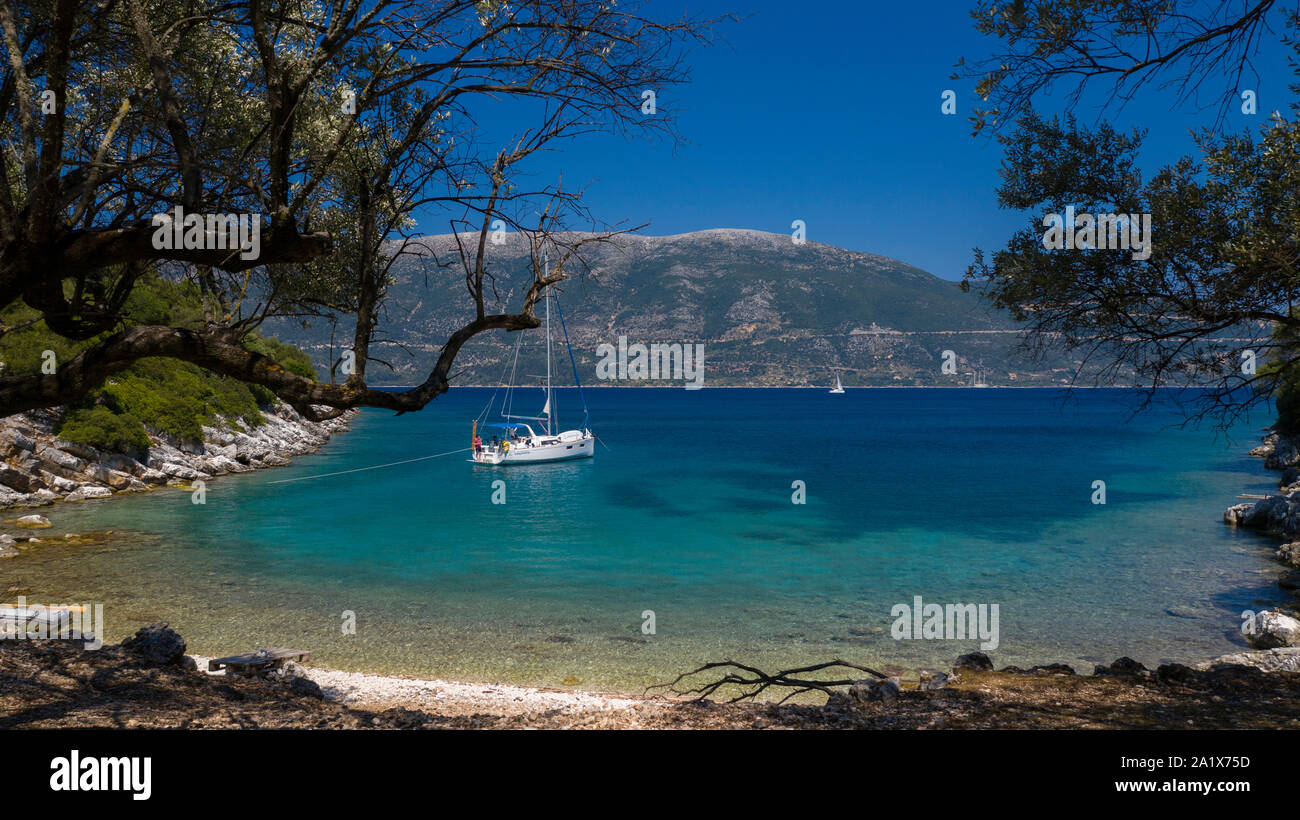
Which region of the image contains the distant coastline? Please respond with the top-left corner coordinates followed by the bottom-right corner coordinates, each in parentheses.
top-left (371, 383), bottom-right (1167, 390)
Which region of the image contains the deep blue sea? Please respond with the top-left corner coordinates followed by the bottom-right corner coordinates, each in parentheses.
top-left (14, 388), bottom-right (1289, 690)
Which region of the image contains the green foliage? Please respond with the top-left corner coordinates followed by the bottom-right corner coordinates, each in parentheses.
top-left (56, 406), bottom-right (152, 454)
top-left (0, 270), bottom-right (318, 452)
top-left (965, 109), bottom-right (1300, 422)
top-left (95, 358), bottom-right (265, 444)
top-left (1262, 315), bottom-right (1300, 436)
top-left (0, 302), bottom-right (90, 378)
top-left (1273, 367), bottom-right (1300, 436)
top-left (0, 272), bottom-right (206, 375)
top-left (962, 6), bottom-right (1300, 426)
top-left (246, 335), bottom-right (319, 380)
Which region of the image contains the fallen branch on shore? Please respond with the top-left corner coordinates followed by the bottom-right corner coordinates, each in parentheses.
top-left (648, 659), bottom-right (888, 704)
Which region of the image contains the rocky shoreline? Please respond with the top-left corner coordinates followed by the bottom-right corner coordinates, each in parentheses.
top-left (1218, 431), bottom-right (1300, 661)
top-left (0, 404), bottom-right (356, 515)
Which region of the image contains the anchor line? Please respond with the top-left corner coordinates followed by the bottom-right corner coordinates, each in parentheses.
top-left (267, 448), bottom-right (471, 484)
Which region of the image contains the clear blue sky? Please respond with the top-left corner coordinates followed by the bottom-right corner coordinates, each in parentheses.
top-left (446, 0), bottom-right (1297, 281)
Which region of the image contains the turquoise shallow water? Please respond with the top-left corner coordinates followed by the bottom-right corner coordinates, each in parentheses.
top-left (4, 388), bottom-right (1289, 690)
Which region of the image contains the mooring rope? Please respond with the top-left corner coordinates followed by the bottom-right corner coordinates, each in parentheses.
top-left (267, 447), bottom-right (471, 484)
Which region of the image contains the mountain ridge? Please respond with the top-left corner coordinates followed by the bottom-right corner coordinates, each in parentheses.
top-left (266, 229), bottom-right (1075, 387)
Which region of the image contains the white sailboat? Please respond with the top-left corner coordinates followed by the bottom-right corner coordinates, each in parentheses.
top-left (471, 292), bottom-right (595, 466)
top-left (829, 374), bottom-right (845, 393)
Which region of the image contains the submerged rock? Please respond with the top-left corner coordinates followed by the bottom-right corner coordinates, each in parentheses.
top-left (15, 514), bottom-right (51, 528)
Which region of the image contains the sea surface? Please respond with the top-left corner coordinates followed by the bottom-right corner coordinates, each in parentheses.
top-left (5, 388), bottom-right (1289, 691)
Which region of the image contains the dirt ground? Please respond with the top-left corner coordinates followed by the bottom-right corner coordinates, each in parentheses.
top-left (2, 636), bottom-right (1299, 729)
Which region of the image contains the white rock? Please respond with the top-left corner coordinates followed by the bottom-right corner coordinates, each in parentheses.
top-left (15, 514), bottom-right (52, 528)
top-left (101, 453), bottom-right (147, 476)
top-left (66, 486), bottom-right (112, 501)
top-left (45, 474), bottom-right (78, 493)
top-left (209, 455), bottom-right (248, 473)
top-left (1247, 609), bottom-right (1300, 649)
top-left (159, 462), bottom-right (203, 481)
top-left (35, 443), bottom-right (85, 473)
top-left (1200, 647), bottom-right (1300, 673)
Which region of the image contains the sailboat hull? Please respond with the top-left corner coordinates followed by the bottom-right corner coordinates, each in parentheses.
top-left (473, 434), bottom-right (595, 465)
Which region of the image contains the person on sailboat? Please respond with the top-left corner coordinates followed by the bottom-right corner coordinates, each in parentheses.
top-left (473, 433), bottom-right (482, 456)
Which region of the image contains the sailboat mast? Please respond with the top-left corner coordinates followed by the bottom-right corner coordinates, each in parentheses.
top-left (545, 291), bottom-right (553, 436)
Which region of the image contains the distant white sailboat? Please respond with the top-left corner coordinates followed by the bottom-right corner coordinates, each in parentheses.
top-left (829, 374), bottom-right (845, 394)
top-left (471, 291), bottom-right (595, 466)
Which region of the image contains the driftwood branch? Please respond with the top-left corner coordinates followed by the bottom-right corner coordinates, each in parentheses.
top-left (648, 659), bottom-right (888, 705)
